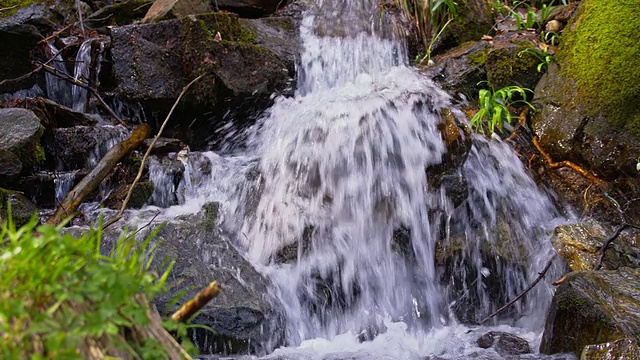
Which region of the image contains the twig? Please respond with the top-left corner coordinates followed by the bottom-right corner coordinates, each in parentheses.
top-left (40, 62), bottom-right (125, 124)
top-left (38, 23), bottom-right (76, 45)
top-left (103, 75), bottom-right (204, 229)
top-left (0, 5), bottom-right (19, 12)
top-left (478, 255), bottom-right (556, 325)
top-left (171, 281), bottom-right (221, 322)
top-left (0, 43), bottom-right (73, 88)
top-left (133, 212), bottom-right (161, 236)
top-left (76, 0), bottom-right (86, 37)
top-left (533, 136), bottom-right (606, 185)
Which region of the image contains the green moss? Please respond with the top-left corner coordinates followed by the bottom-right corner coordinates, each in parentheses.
top-left (485, 41), bottom-right (540, 90)
top-left (0, 187), bottom-right (37, 226)
top-left (0, 0), bottom-right (43, 18)
top-left (185, 12), bottom-right (257, 45)
top-left (202, 201), bottom-right (219, 232)
top-left (468, 44), bottom-right (490, 67)
top-left (11, 126), bottom-right (45, 168)
top-left (127, 182), bottom-right (154, 209)
top-left (558, 0), bottom-right (640, 136)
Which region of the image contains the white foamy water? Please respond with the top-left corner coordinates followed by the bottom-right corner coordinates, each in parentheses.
top-left (141, 0), bottom-right (572, 358)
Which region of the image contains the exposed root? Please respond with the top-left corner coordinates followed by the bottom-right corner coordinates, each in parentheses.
top-left (532, 136), bottom-right (606, 185)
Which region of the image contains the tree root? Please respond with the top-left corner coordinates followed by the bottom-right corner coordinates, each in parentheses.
top-left (532, 136), bottom-right (606, 185)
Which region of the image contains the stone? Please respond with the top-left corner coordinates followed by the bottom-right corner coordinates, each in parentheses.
top-left (85, 0), bottom-right (154, 28)
top-left (540, 268), bottom-right (640, 356)
top-left (17, 97), bottom-right (97, 128)
top-left (551, 222), bottom-right (640, 271)
top-left (484, 38), bottom-right (542, 90)
top-left (0, 186), bottom-right (38, 227)
top-left (441, 0), bottom-right (495, 51)
top-left (476, 331), bottom-right (532, 356)
top-left (582, 338), bottom-right (640, 360)
top-left (531, 1), bottom-right (640, 180)
top-left (0, 108), bottom-right (44, 169)
top-left (142, 0), bottom-right (213, 23)
top-left (141, 137), bottom-right (185, 155)
top-left (103, 181), bottom-right (155, 210)
top-left (0, 149), bottom-right (22, 185)
top-left (239, 16), bottom-right (300, 75)
top-left (135, 210), bottom-right (284, 354)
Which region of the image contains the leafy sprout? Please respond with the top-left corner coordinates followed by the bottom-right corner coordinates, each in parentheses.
top-left (470, 84), bottom-right (535, 135)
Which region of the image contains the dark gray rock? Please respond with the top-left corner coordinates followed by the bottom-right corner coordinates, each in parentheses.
top-left (0, 108), bottom-right (44, 169)
top-left (240, 16), bottom-right (300, 76)
top-left (0, 187), bottom-right (38, 226)
top-left (17, 97), bottom-right (98, 128)
top-left (138, 210), bottom-right (283, 355)
top-left (85, 0), bottom-right (154, 28)
top-left (0, 150), bottom-right (22, 185)
top-left (477, 331), bottom-right (532, 356)
top-left (540, 267), bottom-right (640, 356)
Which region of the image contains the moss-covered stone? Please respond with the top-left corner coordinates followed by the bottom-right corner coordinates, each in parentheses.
top-left (582, 338), bottom-right (640, 360)
top-left (442, 0), bottom-right (495, 49)
top-left (557, 0), bottom-right (640, 136)
top-left (0, 0), bottom-right (43, 18)
top-left (0, 187), bottom-right (38, 226)
top-left (540, 268), bottom-right (640, 356)
top-left (485, 39), bottom-right (541, 90)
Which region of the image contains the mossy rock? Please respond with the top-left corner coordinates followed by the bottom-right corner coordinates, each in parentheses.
top-left (0, 0), bottom-right (44, 18)
top-left (485, 39), bottom-right (541, 90)
top-left (540, 268), bottom-right (640, 356)
top-left (532, 0), bottom-right (640, 180)
top-left (582, 338), bottom-right (640, 360)
top-left (441, 0), bottom-right (494, 50)
top-left (104, 181), bottom-right (155, 210)
top-left (557, 0), bottom-right (640, 136)
top-left (0, 187), bottom-right (38, 226)
top-left (0, 108), bottom-right (45, 169)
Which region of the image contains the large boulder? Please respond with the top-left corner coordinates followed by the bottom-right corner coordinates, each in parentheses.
top-left (540, 268), bottom-right (640, 356)
top-left (441, 0), bottom-right (494, 49)
top-left (137, 208), bottom-right (283, 355)
top-left (0, 108), bottom-right (44, 174)
top-left (582, 338), bottom-right (640, 360)
top-left (532, 1), bottom-right (640, 180)
top-left (551, 222), bottom-right (640, 271)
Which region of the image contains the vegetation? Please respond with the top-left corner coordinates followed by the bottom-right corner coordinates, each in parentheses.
top-left (518, 47), bottom-right (552, 73)
top-left (394, 0), bottom-right (458, 63)
top-left (0, 214), bottom-right (196, 359)
top-left (470, 84), bottom-right (534, 135)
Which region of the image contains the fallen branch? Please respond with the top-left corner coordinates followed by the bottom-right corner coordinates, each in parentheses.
top-left (171, 281), bottom-right (221, 323)
top-left (532, 136), bottom-right (606, 185)
top-left (0, 44), bottom-right (73, 88)
top-left (37, 23), bottom-right (76, 45)
top-left (595, 222), bottom-right (640, 270)
top-left (45, 124), bottom-right (151, 226)
top-left (478, 255), bottom-right (556, 325)
top-left (103, 74), bottom-right (204, 229)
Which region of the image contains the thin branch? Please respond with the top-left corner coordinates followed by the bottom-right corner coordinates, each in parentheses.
top-left (38, 23), bottom-right (76, 45)
top-left (478, 255), bottom-right (556, 325)
top-left (0, 43), bottom-right (73, 88)
top-left (103, 75), bottom-right (204, 229)
top-left (76, 0), bottom-right (86, 37)
top-left (40, 62), bottom-right (125, 124)
top-left (533, 136), bottom-right (606, 185)
top-left (595, 222), bottom-right (640, 270)
top-left (171, 281), bottom-right (221, 323)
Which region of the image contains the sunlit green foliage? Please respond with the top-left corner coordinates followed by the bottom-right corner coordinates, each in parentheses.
top-left (0, 213), bottom-right (185, 359)
top-left (470, 84), bottom-right (535, 135)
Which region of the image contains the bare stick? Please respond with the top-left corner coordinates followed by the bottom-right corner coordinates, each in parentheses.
top-left (38, 23), bottom-right (76, 45)
top-left (45, 124), bottom-right (151, 226)
top-left (76, 0), bottom-right (86, 37)
top-left (171, 281), bottom-right (221, 323)
top-left (478, 255), bottom-right (556, 325)
top-left (103, 75), bottom-right (204, 229)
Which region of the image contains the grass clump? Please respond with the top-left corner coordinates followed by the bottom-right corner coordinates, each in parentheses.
top-left (470, 83), bottom-right (534, 135)
top-left (0, 214), bottom-right (192, 359)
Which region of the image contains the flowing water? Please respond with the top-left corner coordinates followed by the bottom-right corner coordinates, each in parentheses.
top-left (137, 0), bottom-right (570, 358)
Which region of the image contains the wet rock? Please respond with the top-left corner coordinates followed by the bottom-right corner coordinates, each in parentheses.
top-left (18, 170), bottom-right (87, 208)
top-left (0, 150), bottom-right (22, 186)
top-left (484, 38), bottom-right (542, 90)
top-left (582, 338), bottom-right (640, 360)
top-left (0, 108), bottom-right (44, 169)
top-left (141, 137), bottom-right (185, 156)
top-left (16, 97), bottom-right (98, 128)
top-left (85, 0), bottom-right (154, 28)
top-left (214, 0), bottom-right (289, 17)
top-left (477, 331), bottom-right (532, 356)
top-left (0, 187), bottom-right (38, 226)
top-left (240, 16), bottom-right (300, 75)
top-left (142, 0), bottom-right (213, 23)
top-left (551, 221), bottom-right (640, 271)
top-left (135, 210), bottom-right (283, 354)
top-left (531, 1), bottom-right (640, 180)
top-left (427, 41), bottom-right (489, 102)
top-left (43, 125), bottom-right (128, 171)
top-left (540, 268), bottom-right (640, 356)
top-left (103, 181), bottom-right (155, 210)
top-left (441, 0), bottom-right (494, 50)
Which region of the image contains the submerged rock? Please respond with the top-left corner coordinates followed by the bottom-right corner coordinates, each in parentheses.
top-left (540, 267), bottom-right (640, 356)
top-left (477, 331), bottom-right (532, 356)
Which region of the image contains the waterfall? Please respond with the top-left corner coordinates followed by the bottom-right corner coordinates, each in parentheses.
top-left (71, 39), bottom-right (92, 112)
top-left (143, 0), bottom-right (565, 357)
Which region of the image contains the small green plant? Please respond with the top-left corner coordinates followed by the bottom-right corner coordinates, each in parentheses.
top-left (518, 47), bottom-right (553, 72)
top-left (541, 30), bottom-right (561, 46)
top-left (470, 83), bottom-right (535, 135)
top-left (0, 214), bottom-right (190, 359)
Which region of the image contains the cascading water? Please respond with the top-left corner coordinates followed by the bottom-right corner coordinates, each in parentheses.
top-left (142, 0), bottom-right (569, 357)
top-left (71, 39), bottom-right (92, 112)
